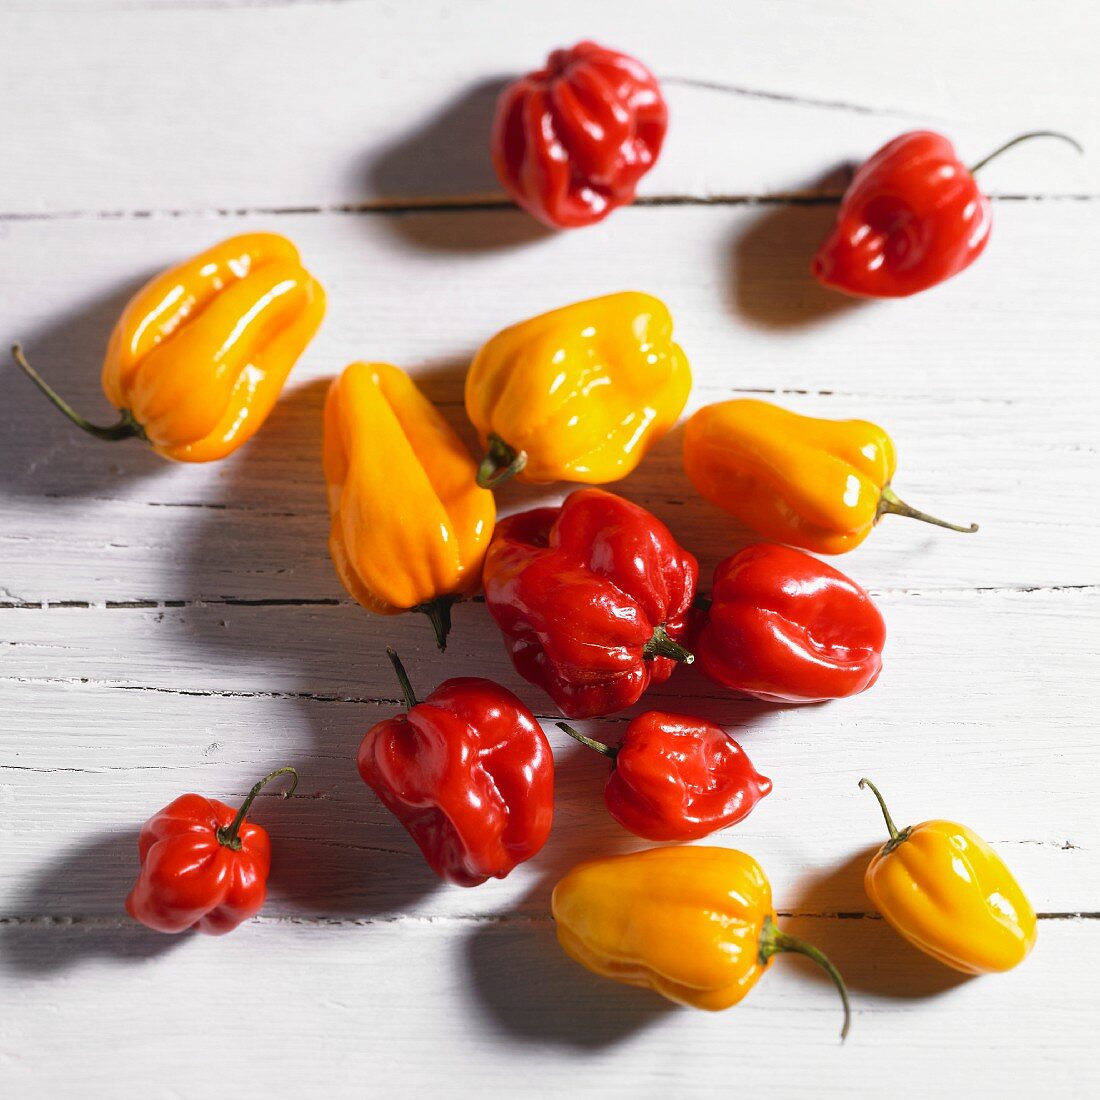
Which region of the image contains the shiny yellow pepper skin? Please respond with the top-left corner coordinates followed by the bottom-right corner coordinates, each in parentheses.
top-left (682, 399), bottom-right (977, 554)
top-left (13, 233), bottom-right (325, 462)
top-left (552, 846), bottom-right (851, 1039)
top-left (323, 361), bottom-right (495, 650)
top-left (860, 779), bottom-right (1037, 974)
top-left (465, 292), bottom-right (691, 488)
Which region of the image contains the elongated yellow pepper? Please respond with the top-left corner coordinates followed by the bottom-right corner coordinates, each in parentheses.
top-left (465, 292), bottom-right (691, 487)
top-left (683, 399), bottom-right (976, 554)
top-left (552, 846), bottom-right (851, 1038)
top-left (323, 361), bottom-right (495, 650)
top-left (860, 779), bottom-right (1037, 973)
top-left (13, 233), bottom-right (325, 462)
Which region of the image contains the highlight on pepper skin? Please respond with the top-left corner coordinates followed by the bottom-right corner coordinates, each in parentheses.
top-left (323, 360), bottom-right (496, 651)
top-left (694, 543), bottom-right (886, 703)
top-left (859, 778), bottom-right (1038, 974)
top-left (551, 846), bottom-right (852, 1040)
top-left (357, 648), bottom-right (554, 888)
top-left (558, 712), bottom-right (771, 841)
top-left (482, 488), bottom-right (698, 718)
top-left (682, 398), bottom-right (977, 553)
top-left (466, 291), bottom-right (691, 489)
top-left (13, 233), bottom-right (326, 462)
top-left (125, 767), bottom-right (298, 935)
top-left (813, 129), bottom-right (1083, 298)
top-left (492, 40), bottom-right (667, 229)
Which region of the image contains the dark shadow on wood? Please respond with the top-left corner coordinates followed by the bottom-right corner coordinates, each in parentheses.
top-left (782, 846), bottom-right (974, 1000)
top-left (169, 377), bottom-right (448, 917)
top-left (2, 273), bottom-right (164, 498)
top-left (356, 78), bottom-right (554, 252)
top-left (0, 830), bottom-right (184, 974)
top-left (730, 164), bottom-right (867, 330)
top-left (464, 881), bottom-right (674, 1049)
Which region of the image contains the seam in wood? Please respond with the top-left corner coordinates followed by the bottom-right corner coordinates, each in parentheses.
top-left (1, 911), bottom-right (1096, 929)
top-left (1, 193), bottom-right (1096, 225)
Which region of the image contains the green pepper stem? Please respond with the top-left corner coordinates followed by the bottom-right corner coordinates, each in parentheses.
top-left (759, 915), bottom-right (851, 1042)
top-left (11, 343), bottom-right (145, 442)
top-left (215, 766), bottom-right (299, 852)
top-left (557, 722), bottom-right (618, 760)
top-left (877, 486), bottom-right (978, 534)
top-left (969, 130), bottom-right (1083, 175)
top-left (416, 597), bottom-right (455, 652)
top-left (476, 433), bottom-right (527, 490)
top-left (386, 647), bottom-right (418, 711)
top-left (858, 777), bottom-right (913, 854)
top-left (642, 624), bottom-right (694, 665)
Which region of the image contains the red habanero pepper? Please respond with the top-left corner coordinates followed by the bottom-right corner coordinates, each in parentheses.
top-left (482, 489), bottom-right (698, 719)
top-left (812, 130), bottom-right (1082, 298)
top-left (559, 714), bottom-right (771, 842)
top-left (491, 41), bottom-right (668, 229)
top-left (125, 767), bottom-right (298, 935)
top-left (695, 544), bottom-right (886, 704)
top-left (357, 649), bottom-right (554, 887)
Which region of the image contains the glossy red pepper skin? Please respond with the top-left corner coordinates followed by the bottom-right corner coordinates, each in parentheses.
top-left (696, 544), bottom-right (886, 704)
top-left (483, 489), bottom-right (698, 718)
top-left (491, 41), bottom-right (668, 229)
top-left (125, 786), bottom-right (284, 935)
top-left (564, 712), bottom-right (771, 841)
top-left (358, 659), bottom-right (554, 887)
top-left (812, 131), bottom-right (991, 298)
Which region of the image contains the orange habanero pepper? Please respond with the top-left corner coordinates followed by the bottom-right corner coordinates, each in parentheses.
top-left (13, 233), bottom-right (325, 462)
top-left (682, 399), bottom-right (977, 554)
top-left (323, 362), bottom-right (495, 650)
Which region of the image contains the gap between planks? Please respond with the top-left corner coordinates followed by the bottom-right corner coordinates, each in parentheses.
top-left (1, 192), bottom-right (1098, 224)
top-left (1, 911), bottom-right (1096, 929)
top-left (1, 584), bottom-right (1096, 610)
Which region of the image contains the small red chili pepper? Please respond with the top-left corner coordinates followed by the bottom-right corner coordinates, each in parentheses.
top-left (695, 544), bottom-right (886, 704)
top-left (812, 130), bottom-right (1082, 298)
top-left (482, 489), bottom-right (698, 718)
top-left (125, 766), bottom-right (298, 935)
top-left (357, 649), bottom-right (554, 887)
top-left (491, 40), bottom-right (668, 229)
top-left (559, 713), bottom-right (771, 841)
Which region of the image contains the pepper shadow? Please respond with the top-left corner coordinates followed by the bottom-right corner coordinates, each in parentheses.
top-left (2, 273), bottom-right (165, 499)
top-left (465, 879), bottom-right (674, 1049)
top-left (0, 830), bottom-right (184, 975)
top-left (781, 845), bottom-right (973, 1000)
top-left (730, 164), bottom-right (867, 330)
top-left (165, 375), bottom-right (461, 917)
top-left (354, 77), bottom-right (554, 253)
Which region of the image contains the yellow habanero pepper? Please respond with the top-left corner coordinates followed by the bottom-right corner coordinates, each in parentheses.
top-left (323, 361), bottom-right (495, 650)
top-left (552, 846), bottom-right (851, 1039)
top-left (682, 399), bottom-right (977, 554)
top-left (13, 233), bottom-right (325, 462)
top-left (859, 778), bottom-right (1037, 974)
top-left (465, 292), bottom-right (691, 488)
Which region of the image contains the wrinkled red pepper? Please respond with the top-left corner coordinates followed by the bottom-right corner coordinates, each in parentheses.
top-left (483, 489), bottom-right (697, 718)
top-left (695, 544), bottom-right (886, 703)
top-left (491, 40), bottom-right (668, 229)
top-left (125, 767), bottom-right (298, 935)
top-left (812, 129), bottom-right (1081, 298)
top-left (559, 713), bottom-right (771, 841)
top-left (358, 649), bottom-right (554, 887)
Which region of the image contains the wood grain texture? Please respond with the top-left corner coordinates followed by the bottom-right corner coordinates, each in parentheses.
top-left (2, 1), bottom-right (1098, 1096)
top-left (2, 0), bottom-right (1097, 215)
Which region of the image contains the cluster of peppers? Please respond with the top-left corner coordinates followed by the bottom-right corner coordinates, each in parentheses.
top-left (16, 39), bottom-right (1054, 1041)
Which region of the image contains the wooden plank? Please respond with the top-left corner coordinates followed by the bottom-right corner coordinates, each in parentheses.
top-left (0, 916), bottom-right (1095, 1097)
top-left (3, 205), bottom-right (1098, 598)
top-left (2, 1), bottom-right (1096, 215)
top-left (2, 588), bottom-right (1095, 915)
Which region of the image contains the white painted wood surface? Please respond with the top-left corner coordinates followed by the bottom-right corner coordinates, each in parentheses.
top-left (1, 2), bottom-right (1097, 1097)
